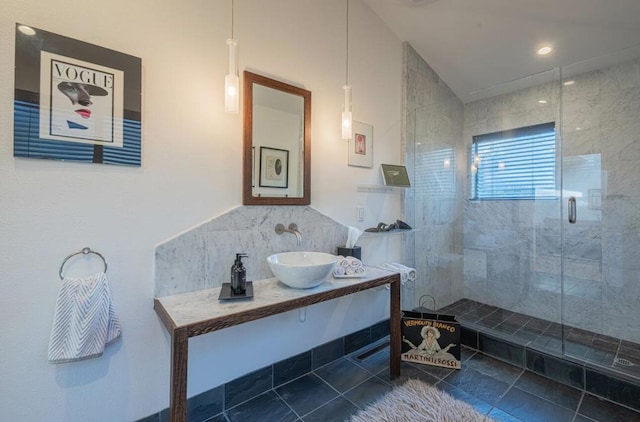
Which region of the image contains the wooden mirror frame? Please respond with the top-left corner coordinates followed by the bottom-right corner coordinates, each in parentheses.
top-left (242, 71), bottom-right (311, 205)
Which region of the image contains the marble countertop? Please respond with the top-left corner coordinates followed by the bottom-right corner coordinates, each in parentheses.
top-left (155, 266), bottom-right (397, 331)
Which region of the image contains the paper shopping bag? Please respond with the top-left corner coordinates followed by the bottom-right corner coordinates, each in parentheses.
top-left (401, 295), bottom-right (461, 369)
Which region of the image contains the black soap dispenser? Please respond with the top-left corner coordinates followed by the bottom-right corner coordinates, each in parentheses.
top-left (230, 253), bottom-right (248, 295)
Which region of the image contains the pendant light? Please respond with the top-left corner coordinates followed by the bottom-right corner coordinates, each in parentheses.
top-left (341, 0), bottom-right (352, 140)
top-left (225, 0), bottom-right (239, 113)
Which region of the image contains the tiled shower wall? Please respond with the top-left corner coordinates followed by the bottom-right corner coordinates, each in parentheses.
top-left (462, 56), bottom-right (640, 343)
top-left (562, 56), bottom-right (640, 342)
top-left (154, 206), bottom-right (348, 297)
top-left (462, 79), bottom-right (562, 323)
top-left (402, 42), bottom-right (465, 310)
top-left (403, 40), bottom-right (640, 343)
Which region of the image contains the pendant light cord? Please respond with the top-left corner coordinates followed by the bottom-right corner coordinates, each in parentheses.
top-left (231, 0), bottom-right (235, 39)
top-left (345, 0), bottom-right (349, 85)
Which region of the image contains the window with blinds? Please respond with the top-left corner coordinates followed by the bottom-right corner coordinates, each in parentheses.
top-left (471, 122), bottom-right (556, 200)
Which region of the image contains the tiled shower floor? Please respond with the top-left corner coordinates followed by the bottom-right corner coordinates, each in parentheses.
top-left (440, 299), bottom-right (640, 382)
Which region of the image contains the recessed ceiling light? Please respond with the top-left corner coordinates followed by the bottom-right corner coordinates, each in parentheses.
top-left (537, 45), bottom-right (552, 55)
top-left (18, 25), bottom-right (36, 36)
top-left (538, 100), bottom-right (548, 104)
top-left (563, 80), bottom-right (575, 86)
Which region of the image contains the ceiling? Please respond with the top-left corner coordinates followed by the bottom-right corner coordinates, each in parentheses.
top-left (363, 0), bottom-right (640, 102)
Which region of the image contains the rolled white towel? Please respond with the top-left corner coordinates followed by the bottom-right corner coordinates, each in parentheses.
top-left (397, 265), bottom-right (415, 281)
top-left (345, 256), bottom-right (362, 267)
top-left (389, 263), bottom-right (417, 281)
top-left (377, 263), bottom-right (408, 283)
top-left (378, 263), bottom-right (395, 271)
top-left (334, 256), bottom-right (366, 277)
top-left (338, 258), bottom-right (350, 268)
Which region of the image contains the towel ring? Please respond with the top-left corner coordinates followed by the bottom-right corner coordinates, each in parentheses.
top-left (59, 247), bottom-right (108, 280)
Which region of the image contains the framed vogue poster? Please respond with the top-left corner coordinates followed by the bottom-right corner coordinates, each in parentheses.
top-left (13, 23), bottom-right (142, 166)
top-left (348, 121), bottom-right (373, 168)
top-left (259, 147), bottom-right (289, 188)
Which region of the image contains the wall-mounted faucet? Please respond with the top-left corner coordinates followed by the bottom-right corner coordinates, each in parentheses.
top-left (275, 223), bottom-right (302, 246)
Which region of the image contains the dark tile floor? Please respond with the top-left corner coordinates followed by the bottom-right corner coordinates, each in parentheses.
top-left (440, 299), bottom-right (640, 381)
top-left (211, 340), bottom-right (640, 421)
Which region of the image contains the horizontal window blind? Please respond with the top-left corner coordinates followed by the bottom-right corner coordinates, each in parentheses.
top-left (471, 122), bottom-right (556, 200)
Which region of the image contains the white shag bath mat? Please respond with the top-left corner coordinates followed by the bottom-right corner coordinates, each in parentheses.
top-left (349, 379), bottom-right (494, 422)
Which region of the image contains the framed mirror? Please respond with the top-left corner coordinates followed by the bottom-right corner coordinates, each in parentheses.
top-left (243, 71), bottom-right (311, 205)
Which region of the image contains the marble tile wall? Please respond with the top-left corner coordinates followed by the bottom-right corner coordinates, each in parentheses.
top-left (462, 56), bottom-right (640, 343)
top-left (581, 56), bottom-right (640, 342)
top-left (402, 42), bottom-right (465, 310)
top-left (463, 77), bottom-right (564, 324)
top-left (155, 206), bottom-right (348, 297)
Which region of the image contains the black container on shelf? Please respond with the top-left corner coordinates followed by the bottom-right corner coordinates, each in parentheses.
top-left (337, 246), bottom-right (361, 260)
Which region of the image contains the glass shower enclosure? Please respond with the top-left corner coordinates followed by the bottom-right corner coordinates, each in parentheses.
top-left (560, 46), bottom-right (640, 378)
top-left (403, 42), bottom-right (640, 383)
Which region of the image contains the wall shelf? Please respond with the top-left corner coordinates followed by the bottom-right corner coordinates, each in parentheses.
top-left (356, 184), bottom-right (406, 194)
top-left (360, 229), bottom-right (415, 238)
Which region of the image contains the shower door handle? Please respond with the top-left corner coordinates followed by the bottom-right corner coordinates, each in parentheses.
top-left (568, 196), bottom-right (577, 224)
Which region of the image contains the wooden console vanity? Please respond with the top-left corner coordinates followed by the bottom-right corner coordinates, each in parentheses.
top-left (153, 267), bottom-right (401, 422)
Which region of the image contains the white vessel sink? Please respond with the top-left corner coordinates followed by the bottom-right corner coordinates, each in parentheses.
top-left (266, 252), bottom-right (338, 289)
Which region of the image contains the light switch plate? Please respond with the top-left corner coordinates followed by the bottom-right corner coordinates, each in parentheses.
top-left (356, 206), bottom-right (365, 222)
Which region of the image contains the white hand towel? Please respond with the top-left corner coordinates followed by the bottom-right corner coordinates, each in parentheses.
top-left (377, 263), bottom-right (408, 283)
top-left (345, 256), bottom-right (362, 268)
top-left (48, 272), bottom-right (121, 363)
top-left (377, 262), bottom-right (417, 284)
top-left (389, 262), bottom-right (417, 281)
top-left (334, 256), bottom-right (366, 277)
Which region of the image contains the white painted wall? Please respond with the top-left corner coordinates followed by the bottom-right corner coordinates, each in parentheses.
top-left (0, 1), bottom-right (402, 420)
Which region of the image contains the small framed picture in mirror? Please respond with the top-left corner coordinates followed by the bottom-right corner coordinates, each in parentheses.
top-left (259, 147), bottom-right (289, 188)
top-left (348, 121), bottom-right (373, 168)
